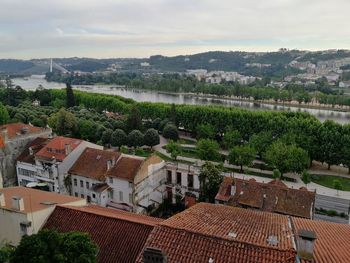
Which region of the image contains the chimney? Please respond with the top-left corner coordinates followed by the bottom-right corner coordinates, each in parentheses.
top-left (143, 247), bottom-right (167, 263)
top-left (0, 192), bottom-right (5, 207)
top-left (12, 196), bottom-right (24, 211)
top-left (29, 147), bottom-right (34, 155)
top-left (297, 229), bottom-right (317, 261)
top-left (65, 143), bottom-right (72, 155)
top-left (107, 160), bottom-right (113, 170)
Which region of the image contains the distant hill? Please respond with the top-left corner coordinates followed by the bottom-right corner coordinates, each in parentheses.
top-left (1, 49), bottom-right (350, 76)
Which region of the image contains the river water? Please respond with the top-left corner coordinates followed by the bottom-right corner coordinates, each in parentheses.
top-left (12, 75), bottom-right (350, 125)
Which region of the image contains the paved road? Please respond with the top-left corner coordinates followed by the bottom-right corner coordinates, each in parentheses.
top-left (315, 194), bottom-right (350, 214)
top-left (314, 213), bottom-right (349, 224)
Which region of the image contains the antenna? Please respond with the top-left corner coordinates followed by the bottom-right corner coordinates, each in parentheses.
top-left (50, 58), bottom-right (53, 73)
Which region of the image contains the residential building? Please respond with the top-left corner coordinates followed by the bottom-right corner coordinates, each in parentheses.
top-left (44, 204), bottom-right (162, 263)
top-left (215, 177), bottom-right (316, 219)
top-left (69, 148), bottom-right (121, 206)
top-left (16, 136), bottom-right (102, 193)
top-left (69, 148), bottom-right (166, 214)
top-left (137, 203), bottom-right (350, 263)
top-left (0, 123), bottom-right (52, 187)
top-left (0, 187), bottom-right (85, 246)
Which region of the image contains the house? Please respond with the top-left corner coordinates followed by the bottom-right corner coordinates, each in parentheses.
top-left (69, 148), bottom-right (166, 214)
top-left (137, 203), bottom-right (350, 263)
top-left (16, 136), bottom-right (102, 193)
top-left (215, 177), bottom-right (316, 219)
top-left (0, 187), bottom-right (85, 246)
top-left (0, 123), bottom-right (52, 187)
top-left (43, 204), bottom-right (163, 263)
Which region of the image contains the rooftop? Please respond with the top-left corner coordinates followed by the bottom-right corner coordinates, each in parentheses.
top-left (106, 156), bottom-right (143, 181)
top-left (44, 205), bottom-right (163, 263)
top-left (69, 148), bottom-right (121, 181)
top-left (35, 136), bottom-right (82, 162)
top-left (0, 123), bottom-right (48, 141)
top-left (16, 137), bottom-right (50, 164)
top-left (137, 203), bottom-right (296, 263)
top-left (216, 178), bottom-right (315, 219)
top-left (0, 187), bottom-right (84, 214)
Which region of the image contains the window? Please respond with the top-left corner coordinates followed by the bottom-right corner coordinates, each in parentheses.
top-left (109, 177), bottom-right (113, 184)
top-left (129, 193), bottom-right (133, 203)
top-left (92, 193), bottom-right (96, 199)
top-left (73, 179), bottom-right (77, 186)
top-left (119, 191), bottom-right (123, 202)
top-left (18, 168), bottom-right (35, 177)
top-left (176, 172), bottom-right (182, 185)
top-left (80, 180), bottom-right (83, 187)
top-left (86, 182), bottom-right (90, 189)
top-left (74, 192), bottom-right (78, 197)
top-left (109, 191), bottom-right (114, 200)
top-left (20, 222), bottom-right (30, 236)
top-left (87, 196), bottom-right (91, 203)
top-left (129, 182), bottom-right (133, 188)
top-left (167, 170), bottom-right (172, 184)
top-left (188, 174), bottom-right (194, 188)
top-left (81, 194), bottom-right (84, 198)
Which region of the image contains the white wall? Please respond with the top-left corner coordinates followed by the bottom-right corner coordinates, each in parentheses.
top-left (108, 177), bottom-right (133, 205)
top-left (71, 174), bottom-right (106, 205)
top-left (0, 209), bottom-right (29, 246)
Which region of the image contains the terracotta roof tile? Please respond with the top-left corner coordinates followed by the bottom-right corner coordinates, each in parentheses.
top-left (293, 217), bottom-right (350, 263)
top-left (0, 187), bottom-right (84, 214)
top-left (44, 205), bottom-right (162, 263)
top-left (69, 148), bottom-right (121, 181)
top-left (0, 123), bottom-right (47, 140)
top-left (137, 203), bottom-right (296, 263)
top-left (16, 137), bottom-right (50, 164)
top-left (106, 156), bottom-right (143, 181)
top-left (36, 136), bottom-right (82, 162)
top-left (218, 178), bottom-right (315, 219)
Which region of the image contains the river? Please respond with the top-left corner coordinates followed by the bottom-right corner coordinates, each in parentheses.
top-left (12, 75), bottom-right (350, 125)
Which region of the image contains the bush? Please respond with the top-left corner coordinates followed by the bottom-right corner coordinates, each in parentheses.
top-left (163, 124), bottom-right (179, 141)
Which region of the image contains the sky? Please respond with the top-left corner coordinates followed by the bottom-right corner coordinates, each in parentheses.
top-left (0, 0), bottom-right (350, 59)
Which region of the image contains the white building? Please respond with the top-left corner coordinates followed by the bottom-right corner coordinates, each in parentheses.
top-left (16, 136), bottom-right (102, 193)
top-left (0, 187), bottom-right (86, 246)
top-left (69, 148), bottom-right (166, 214)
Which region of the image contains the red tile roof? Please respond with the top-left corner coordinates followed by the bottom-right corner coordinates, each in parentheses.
top-left (0, 123), bottom-right (47, 140)
top-left (69, 148), bottom-right (121, 181)
top-left (106, 156), bottom-right (143, 181)
top-left (137, 203), bottom-right (296, 263)
top-left (293, 217), bottom-right (350, 263)
top-left (216, 178), bottom-right (315, 219)
top-left (16, 137), bottom-right (50, 164)
top-left (36, 136), bottom-right (82, 162)
top-left (44, 205), bottom-right (162, 263)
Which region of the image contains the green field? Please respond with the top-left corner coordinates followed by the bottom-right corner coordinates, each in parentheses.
top-left (311, 174), bottom-right (350, 191)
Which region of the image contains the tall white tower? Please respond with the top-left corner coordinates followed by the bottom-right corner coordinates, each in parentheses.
top-left (50, 58), bottom-right (53, 73)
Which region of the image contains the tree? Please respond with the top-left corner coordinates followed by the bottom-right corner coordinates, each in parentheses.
top-left (249, 131), bottom-right (273, 158)
top-left (111, 129), bottom-right (127, 149)
top-left (301, 170), bottom-right (311, 186)
top-left (273, 169), bottom-right (281, 180)
top-left (222, 130), bottom-right (242, 149)
top-left (66, 83), bottom-right (76, 108)
top-left (34, 88), bottom-right (52, 106)
top-left (101, 129), bottom-right (113, 145)
top-left (0, 103), bottom-right (9, 125)
top-left (264, 141), bottom-right (309, 177)
top-left (127, 130), bottom-right (144, 148)
top-left (228, 145), bottom-right (256, 172)
top-left (48, 108), bottom-right (78, 136)
top-left (196, 139), bottom-right (220, 161)
top-left (333, 179), bottom-right (343, 195)
top-left (196, 123), bottom-right (215, 140)
top-left (162, 123), bottom-right (179, 141)
top-left (11, 229), bottom-right (98, 263)
top-left (78, 119), bottom-right (95, 141)
top-left (0, 243), bottom-right (15, 263)
top-left (143, 128), bottom-right (160, 149)
top-left (199, 162), bottom-right (223, 203)
top-left (166, 140), bottom-right (181, 160)
top-left (169, 103), bottom-right (178, 126)
top-left (126, 105), bottom-right (142, 131)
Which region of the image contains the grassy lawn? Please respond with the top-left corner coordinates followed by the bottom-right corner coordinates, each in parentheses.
top-left (311, 174), bottom-right (350, 191)
top-left (178, 138), bottom-right (197, 145)
top-left (155, 151), bottom-right (194, 164)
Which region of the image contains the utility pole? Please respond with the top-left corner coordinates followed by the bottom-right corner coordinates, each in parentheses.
top-left (50, 58), bottom-right (53, 73)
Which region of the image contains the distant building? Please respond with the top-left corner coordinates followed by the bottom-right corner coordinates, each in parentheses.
top-left (16, 136), bottom-right (102, 193)
top-left (215, 177), bottom-right (316, 219)
top-left (0, 123), bottom-right (52, 187)
top-left (0, 187), bottom-right (85, 246)
top-left (140, 62), bottom-right (150, 67)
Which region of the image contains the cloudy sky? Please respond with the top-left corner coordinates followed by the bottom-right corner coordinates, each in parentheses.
top-left (1, 0), bottom-right (349, 59)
